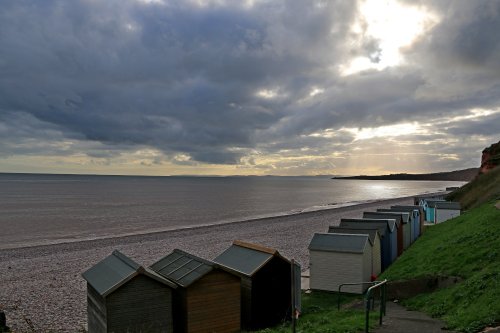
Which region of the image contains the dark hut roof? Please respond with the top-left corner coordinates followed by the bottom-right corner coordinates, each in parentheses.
top-left (309, 233), bottom-right (371, 254)
top-left (82, 250), bottom-right (176, 297)
top-left (432, 201), bottom-right (461, 210)
top-left (363, 211), bottom-right (404, 225)
top-left (338, 221), bottom-right (389, 237)
top-left (340, 218), bottom-right (396, 232)
top-left (213, 240), bottom-right (290, 277)
top-left (424, 199), bottom-right (446, 205)
top-left (367, 210), bottom-right (409, 223)
top-left (391, 205), bottom-right (423, 212)
top-left (150, 249), bottom-right (219, 288)
top-left (327, 226), bottom-right (380, 244)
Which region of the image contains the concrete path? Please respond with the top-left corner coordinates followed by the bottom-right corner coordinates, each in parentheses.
top-left (373, 302), bottom-right (456, 333)
top-left (300, 273), bottom-right (458, 332)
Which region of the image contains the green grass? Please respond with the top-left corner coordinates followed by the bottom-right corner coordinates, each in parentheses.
top-left (253, 291), bottom-right (380, 333)
top-left (381, 202), bottom-right (500, 332)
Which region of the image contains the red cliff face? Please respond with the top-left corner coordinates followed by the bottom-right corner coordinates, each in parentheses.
top-left (480, 140), bottom-right (500, 174)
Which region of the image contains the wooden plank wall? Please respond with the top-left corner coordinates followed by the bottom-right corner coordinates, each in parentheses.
top-left (87, 283), bottom-right (107, 333)
top-left (185, 270), bottom-right (241, 333)
top-left (106, 275), bottom-right (174, 333)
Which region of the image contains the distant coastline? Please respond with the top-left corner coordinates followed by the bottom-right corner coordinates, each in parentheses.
top-left (332, 168), bottom-right (478, 181)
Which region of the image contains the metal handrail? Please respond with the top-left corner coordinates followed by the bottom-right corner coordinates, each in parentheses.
top-left (337, 281), bottom-right (378, 310)
top-left (364, 279), bottom-right (387, 333)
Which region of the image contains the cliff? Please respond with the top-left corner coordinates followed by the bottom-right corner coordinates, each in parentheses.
top-left (480, 140), bottom-right (500, 174)
top-left (333, 168), bottom-right (478, 181)
top-left (447, 140), bottom-right (500, 209)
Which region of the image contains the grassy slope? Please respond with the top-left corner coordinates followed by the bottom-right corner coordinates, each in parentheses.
top-left (447, 166), bottom-right (500, 210)
top-left (254, 292), bottom-right (380, 333)
top-left (381, 202), bottom-right (500, 332)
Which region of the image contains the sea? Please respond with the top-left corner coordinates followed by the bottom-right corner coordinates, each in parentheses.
top-left (0, 173), bottom-right (466, 249)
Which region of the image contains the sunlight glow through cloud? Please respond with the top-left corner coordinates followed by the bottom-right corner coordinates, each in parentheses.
top-left (346, 123), bottom-right (426, 141)
top-left (340, 0), bottom-right (438, 75)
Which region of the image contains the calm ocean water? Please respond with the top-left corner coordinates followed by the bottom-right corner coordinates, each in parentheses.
top-left (0, 173), bottom-right (465, 249)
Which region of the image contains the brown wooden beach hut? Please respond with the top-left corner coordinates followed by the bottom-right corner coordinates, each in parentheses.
top-left (82, 250), bottom-right (177, 333)
top-left (213, 240), bottom-right (301, 330)
top-left (150, 249), bottom-right (241, 333)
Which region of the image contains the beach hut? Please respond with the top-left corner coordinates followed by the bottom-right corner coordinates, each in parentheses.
top-left (390, 205), bottom-right (424, 236)
top-left (367, 211), bottom-right (411, 250)
top-left (414, 194), bottom-right (446, 206)
top-left (150, 249), bottom-right (241, 333)
top-left (391, 205), bottom-right (425, 235)
top-left (362, 212), bottom-right (405, 254)
top-left (419, 198), bottom-right (445, 223)
top-left (308, 233), bottom-right (373, 294)
top-left (338, 218), bottom-right (396, 271)
top-left (213, 240), bottom-right (301, 330)
top-left (378, 208), bottom-right (419, 243)
top-left (82, 250), bottom-right (177, 333)
top-left (328, 227), bottom-right (382, 277)
top-left (433, 201), bottom-right (461, 223)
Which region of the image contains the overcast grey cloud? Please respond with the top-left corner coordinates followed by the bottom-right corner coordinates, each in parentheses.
top-left (0, 0), bottom-right (499, 175)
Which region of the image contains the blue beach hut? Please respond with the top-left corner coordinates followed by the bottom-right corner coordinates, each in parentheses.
top-left (391, 205), bottom-right (424, 237)
top-left (419, 198), bottom-right (445, 223)
top-left (378, 208), bottom-right (419, 242)
top-left (362, 211), bottom-right (405, 254)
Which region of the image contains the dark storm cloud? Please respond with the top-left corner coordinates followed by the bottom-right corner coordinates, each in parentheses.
top-left (0, 0), bottom-right (499, 171)
top-left (0, 0), bottom-right (361, 164)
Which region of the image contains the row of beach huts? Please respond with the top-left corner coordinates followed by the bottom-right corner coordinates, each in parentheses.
top-left (82, 194), bottom-right (460, 333)
top-left (308, 195), bottom-right (461, 294)
top-left (83, 240), bottom-right (301, 333)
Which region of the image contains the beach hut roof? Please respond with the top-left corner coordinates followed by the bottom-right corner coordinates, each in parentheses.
top-left (150, 249), bottom-right (219, 288)
top-left (391, 205), bottom-right (423, 212)
top-left (340, 218), bottom-right (396, 232)
top-left (363, 211), bottom-right (404, 225)
top-left (414, 195), bottom-right (444, 201)
top-left (327, 227), bottom-right (380, 244)
top-left (213, 240), bottom-right (291, 277)
top-left (308, 233), bottom-right (371, 254)
top-left (424, 198), bottom-right (446, 204)
top-left (374, 210), bottom-right (410, 222)
top-left (82, 250), bottom-right (176, 297)
top-left (433, 201), bottom-right (461, 209)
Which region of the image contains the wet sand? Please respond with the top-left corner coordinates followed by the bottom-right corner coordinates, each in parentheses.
top-left (0, 196), bottom-right (414, 332)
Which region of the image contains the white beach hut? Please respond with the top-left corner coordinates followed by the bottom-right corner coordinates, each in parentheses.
top-left (328, 227), bottom-right (382, 277)
top-left (434, 201), bottom-right (461, 223)
top-left (308, 233), bottom-right (373, 294)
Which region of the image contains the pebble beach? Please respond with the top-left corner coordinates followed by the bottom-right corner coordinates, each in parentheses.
top-left (0, 196), bottom-right (415, 332)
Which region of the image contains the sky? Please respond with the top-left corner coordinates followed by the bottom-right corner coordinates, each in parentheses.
top-left (0, 0), bottom-right (499, 176)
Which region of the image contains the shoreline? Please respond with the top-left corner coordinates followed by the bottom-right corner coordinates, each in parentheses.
top-left (0, 198), bottom-right (381, 251)
top-left (0, 195), bottom-right (419, 332)
top-left (0, 192), bottom-right (445, 252)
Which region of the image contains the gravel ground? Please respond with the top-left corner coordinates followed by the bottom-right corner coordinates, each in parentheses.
top-left (0, 196), bottom-right (414, 332)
